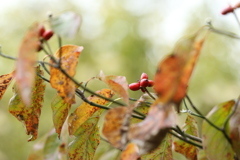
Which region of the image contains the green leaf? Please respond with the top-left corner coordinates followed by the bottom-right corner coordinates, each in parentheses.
top-left (174, 115), bottom-right (199, 160)
top-left (50, 11), bottom-right (81, 39)
top-left (9, 66), bottom-right (45, 141)
top-left (202, 100), bottom-right (235, 160)
top-left (51, 95), bottom-right (71, 138)
top-left (68, 109), bottom-right (103, 160)
top-left (141, 133), bottom-right (173, 160)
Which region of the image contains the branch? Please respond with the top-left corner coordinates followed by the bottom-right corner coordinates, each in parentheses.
top-left (169, 130), bottom-right (203, 149)
top-left (186, 95), bottom-right (232, 145)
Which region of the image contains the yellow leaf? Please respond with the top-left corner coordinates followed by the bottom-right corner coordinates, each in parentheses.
top-left (50, 45), bottom-right (83, 104)
top-left (68, 89), bottom-right (114, 136)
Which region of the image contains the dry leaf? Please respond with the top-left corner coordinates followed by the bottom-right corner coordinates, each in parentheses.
top-left (98, 71), bottom-right (129, 104)
top-left (102, 106), bottom-right (132, 149)
top-left (128, 103), bottom-right (176, 154)
top-left (15, 23), bottom-right (41, 106)
top-left (50, 45), bottom-right (83, 104)
top-left (154, 32), bottom-right (206, 111)
top-left (120, 143), bottom-right (140, 160)
top-left (0, 71), bottom-right (14, 100)
top-left (9, 66), bottom-right (45, 141)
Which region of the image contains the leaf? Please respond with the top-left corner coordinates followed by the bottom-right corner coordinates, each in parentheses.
top-left (154, 31), bottom-right (206, 111)
top-left (98, 71), bottom-right (129, 104)
top-left (128, 103), bottom-right (176, 154)
top-left (28, 128), bottom-right (68, 160)
top-left (68, 89), bottom-right (114, 136)
top-left (202, 100), bottom-right (235, 160)
top-left (0, 71), bottom-right (14, 100)
top-left (9, 66), bottom-right (45, 141)
top-left (51, 95), bottom-right (71, 138)
top-left (141, 133), bottom-right (173, 160)
top-left (197, 150), bottom-right (207, 160)
top-left (68, 109), bottom-right (102, 160)
top-left (229, 99), bottom-right (240, 159)
top-left (174, 115), bottom-right (199, 160)
top-left (120, 143), bottom-right (140, 160)
top-left (50, 11), bottom-right (81, 39)
top-left (14, 23), bottom-right (40, 106)
top-left (50, 45), bottom-right (83, 104)
top-left (102, 106), bottom-right (132, 149)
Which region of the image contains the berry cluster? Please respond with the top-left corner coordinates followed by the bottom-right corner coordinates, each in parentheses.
top-left (129, 73), bottom-right (154, 92)
top-left (37, 25), bottom-right (54, 51)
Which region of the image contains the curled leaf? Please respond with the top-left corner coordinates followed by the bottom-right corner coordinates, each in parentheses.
top-left (50, 45), bottom-right (83, 104)
top-left (15, 23), bottom-right (41, 106)
top-left (128, 103), bottom-right (176, 154)
top-left (9, 66), bottom-right (45, 141)
top-left (0, 71), bottom-right (14, 100)
top-left (98, 71), bottom-right (129, 104)
top-left (102, 106), bottom-right (132, 149)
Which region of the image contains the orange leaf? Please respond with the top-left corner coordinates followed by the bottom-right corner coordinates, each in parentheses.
top-left (14, 23), bottom-right (41, 106)
top-left (102, 106), bottom-right (132, 149)
top-left (9, 66), bottom-right (45, 141)
top-left (98, 71), bottom-right (129, 104)
top-left (0, 71), bottom-right (14, 100)
top-left (68, 89), bottom-right (114, 135)
top-left (128, 103), bottom-right (176, 154)
top-left (120, 143), bottom-right (140, 160)
top-left (50, 45), bottom-right (83, 104)
top-left (154, 32), bottom-right (206, 111)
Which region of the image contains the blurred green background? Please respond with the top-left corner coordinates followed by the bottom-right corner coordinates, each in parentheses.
top-left (1, 0), bottom-right (240, 159)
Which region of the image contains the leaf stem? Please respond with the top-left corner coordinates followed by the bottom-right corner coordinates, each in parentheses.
top-left (142, 87), bottom-right (156, 100)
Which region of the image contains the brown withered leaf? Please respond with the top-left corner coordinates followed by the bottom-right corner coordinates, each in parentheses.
top-left (102, 106), bottom-right (133, 149)
top-left (98, 71), bottom-right (129, 104)
top-left (50, 45), bottom-right (83, 104)
top-left (68, 89), bottom-right (114, 136)
top-left (14, 23), bottom-right (40, 106)
top-left (120, 143), bottom-right (140, 160)
top-left (9, 66), bottom-right (45, 141)
top-left (128, 103), bottom-right (176, 154)
top-left (154, 32), bottom-right (206, 111)
top-left (0, 71), bottom-right (14, 100)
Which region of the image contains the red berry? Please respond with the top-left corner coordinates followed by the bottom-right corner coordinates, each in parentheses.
top-left (38, 25), bottom-right (45, 37)
top-left (42, 30), bottom-right (54, 40)
top-left (221, 6), bottom-right (234, 15)
top-left (140, 79), bottom-right (149, 88)
top-left (129, 82), bottom-right (140, 91)
top-left (141, 87), bottom-right (145, 93)
top-left (148, 80), bottom-right (154, 87)
top-left (140, 73), bottom-right (148, 80)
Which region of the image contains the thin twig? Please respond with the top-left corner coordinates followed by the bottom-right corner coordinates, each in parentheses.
top-left (171, 127), bottom-right (202, 143)
top-left (169, 130), bottom-right (203, 149)
top-left (186, 95), bottom-right (232, 145)
top-left (142, 87), bottom-right (156, 100)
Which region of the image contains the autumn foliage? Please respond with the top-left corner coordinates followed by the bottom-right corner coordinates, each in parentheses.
top-left (1, 6), bottom-right (240, 160)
